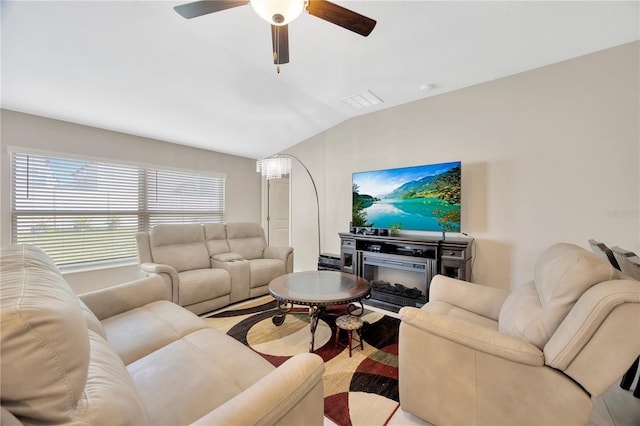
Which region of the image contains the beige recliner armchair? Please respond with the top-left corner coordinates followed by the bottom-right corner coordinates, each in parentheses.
top-left (399, 243), bottom-right (640, 425)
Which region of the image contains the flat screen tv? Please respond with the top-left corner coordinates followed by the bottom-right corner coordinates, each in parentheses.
top-left (352, 161), bottom-right (461, 233)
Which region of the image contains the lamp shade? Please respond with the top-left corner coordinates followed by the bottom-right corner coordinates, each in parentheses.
top-left (250, 0), bottom-right (305, 25)
top-left (256, 156), bottom-right (292, 180)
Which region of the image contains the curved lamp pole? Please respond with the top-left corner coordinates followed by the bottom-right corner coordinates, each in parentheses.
top-left (256, 154), bottom-right (321, 255)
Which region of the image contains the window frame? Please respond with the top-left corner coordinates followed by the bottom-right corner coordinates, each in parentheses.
top-left (9, 148), bottom-right (225, 269)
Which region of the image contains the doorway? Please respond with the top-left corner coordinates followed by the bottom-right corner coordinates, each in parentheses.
top-left (267, 177), bottom-right (290, 246)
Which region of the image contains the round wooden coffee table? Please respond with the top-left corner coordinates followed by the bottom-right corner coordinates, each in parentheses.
top-left (268, 271), bottom-right (371, 352)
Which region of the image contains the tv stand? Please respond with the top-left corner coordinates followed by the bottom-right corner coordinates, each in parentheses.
top-left (339, 232), bottom-right (473, 309)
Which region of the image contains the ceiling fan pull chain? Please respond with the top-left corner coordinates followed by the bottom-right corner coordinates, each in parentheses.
top-left (274, 26), bottom-right (281, 74)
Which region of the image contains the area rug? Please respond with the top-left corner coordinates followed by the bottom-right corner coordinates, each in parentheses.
top-left (204, 296), bottom-right (401, 426)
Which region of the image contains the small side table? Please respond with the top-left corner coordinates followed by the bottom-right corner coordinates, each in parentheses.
top-left (335, 314), bottom-right (364, 357)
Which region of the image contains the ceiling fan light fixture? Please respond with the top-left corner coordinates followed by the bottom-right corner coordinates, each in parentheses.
top-left (250, 0), bottom-right (305, 26)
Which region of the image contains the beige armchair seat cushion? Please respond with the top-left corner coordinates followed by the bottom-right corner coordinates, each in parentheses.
top-left (101, 300), bottom-right (209, 365)
top-left (177, 268), bottom-right (231, 306)
top-left (128, 327), bottom-right (276, 425)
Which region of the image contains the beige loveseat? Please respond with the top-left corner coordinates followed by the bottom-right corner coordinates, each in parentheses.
top-left (399, 243), bottom-right (640, 425)
top-left (1, 245), bottom-right (324, 426)
top-left (136, 222), bottom-right (293, 314)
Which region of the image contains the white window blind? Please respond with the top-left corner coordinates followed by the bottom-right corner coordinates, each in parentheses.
top-left (145, 168), bottom-right (225, 226)
top-left (11, 152), bottom-right (225, 267)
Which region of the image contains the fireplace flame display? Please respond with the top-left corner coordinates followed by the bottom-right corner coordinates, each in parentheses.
top-left (370, 280), bottom-right (425, 306)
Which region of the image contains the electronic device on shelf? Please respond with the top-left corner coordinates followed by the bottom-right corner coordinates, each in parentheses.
top-left (358, 240), bottom-right (436, 259)
top-left (317, 253), bottom-right (341, 271)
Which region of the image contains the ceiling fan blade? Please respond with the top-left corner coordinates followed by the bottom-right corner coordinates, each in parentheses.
top-left (174, 0), bottom-right (249, 19)
top-left (271, 24), bottom-right (290, 65)
top-left (306, 0), bottom-right (376, 37)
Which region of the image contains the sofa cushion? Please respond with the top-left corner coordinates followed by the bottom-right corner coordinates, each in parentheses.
top-left (204, 223), bottom-right (230, 256)
top-left (101, 300), bottom-right (209, 365)
top-left (76, 330), bottom-right (150, 425)
top-left (499, 243), bottom-right (617, 349)
top-left (127, 328), bottom-right (276, 425)
top-left (249, 258), bottom-right (286, 288)
top-left (149, 224), bottom-right (210, 272)
top-left (226, 222), bottom-right (266, 260)
top-left (79, 297), bottom-right (107, 339)
top-left (1, 245), bottom-right (90, 423)
top-left (178, 268), bottom-right (231, 306)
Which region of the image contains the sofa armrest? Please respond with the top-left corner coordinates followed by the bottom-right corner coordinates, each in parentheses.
top-left (428, 275), bottom-right (509, 321)
top-left (400, 306), bottom-right (543, 366)
top-left (544, 279), bottom-right (640, 370)
top-left (211, 252), bottom-right (244, 262)
top-left (264, 246), bottom-right (294, 273)
top-left (140, 262), bottom-right (179, 303)
top-left (212, 257), bottom-right (251, 302)
top-left (191, 353), bottom-right (325, 426)
top-left (79, 275), bottom-right (170, 320)
top-left (135, 231), bottom-right (153, 264)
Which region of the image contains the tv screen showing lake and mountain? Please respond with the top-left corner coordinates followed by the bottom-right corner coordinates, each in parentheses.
top-left (352, 161), bottom-right (461, 233)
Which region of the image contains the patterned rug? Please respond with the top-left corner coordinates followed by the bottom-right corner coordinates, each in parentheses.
top-left (204, 295), bottom-right (401, 426)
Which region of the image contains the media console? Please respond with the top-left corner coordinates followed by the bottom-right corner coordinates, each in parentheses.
top-left (339, 232), bottom-right (473, 310)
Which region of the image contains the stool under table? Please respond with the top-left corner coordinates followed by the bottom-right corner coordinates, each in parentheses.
top-left (335, 314), bottom-right (364, 357)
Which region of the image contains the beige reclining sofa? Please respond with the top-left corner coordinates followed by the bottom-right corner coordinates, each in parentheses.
top-left (1, 245), bottom-right (324, 426)
top-left (136, 222), bottom-right (293, 314)
top-left (399, 242), bottom-right (640, 425)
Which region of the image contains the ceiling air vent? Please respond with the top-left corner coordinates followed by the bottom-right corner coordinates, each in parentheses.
top-left (342, 90), bottom-right (384, 110)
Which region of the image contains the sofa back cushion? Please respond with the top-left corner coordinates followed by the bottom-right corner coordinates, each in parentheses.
top-left (1, 245), bottom-right (150, 425)
top-left (225, 222), bottom-right (266, 260)
top-left (1, 245), bottom-right (90, 423)
top-left (79, 330), bottom-right (151, 425)
top-left (204, 223), bottom-right (230, 256)
top-left (149, 224), bottom-right (210, 272)
top-left (499, 243), bottom-right (617, 349)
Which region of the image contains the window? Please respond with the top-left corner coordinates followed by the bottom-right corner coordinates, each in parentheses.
top-left (11, 151), bottom-right (225, 267)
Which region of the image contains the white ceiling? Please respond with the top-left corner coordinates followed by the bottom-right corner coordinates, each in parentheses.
top-left (2, 1), bottom-right (638, 159)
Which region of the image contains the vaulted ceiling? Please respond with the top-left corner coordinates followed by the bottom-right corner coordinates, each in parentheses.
top-left (2, 1), bottom-right (638, 159)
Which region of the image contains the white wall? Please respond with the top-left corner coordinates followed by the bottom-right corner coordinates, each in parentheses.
top-left (0, 110), bottom-right (262, 293)
top-left (2, 43), bottom-right (637, 292)
top-left (285, 42), bottom-right (640, 290)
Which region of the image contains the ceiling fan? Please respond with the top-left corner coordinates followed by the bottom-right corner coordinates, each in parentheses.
top-left (174, 0), bottom-right (376, 72)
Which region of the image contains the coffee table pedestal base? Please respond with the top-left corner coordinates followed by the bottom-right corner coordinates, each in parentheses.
top-left (272, 300), bottom-right (366, 352)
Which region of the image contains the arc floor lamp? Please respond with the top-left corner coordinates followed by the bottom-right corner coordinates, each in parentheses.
top-left (256, 154), bottom-right (321, 255)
